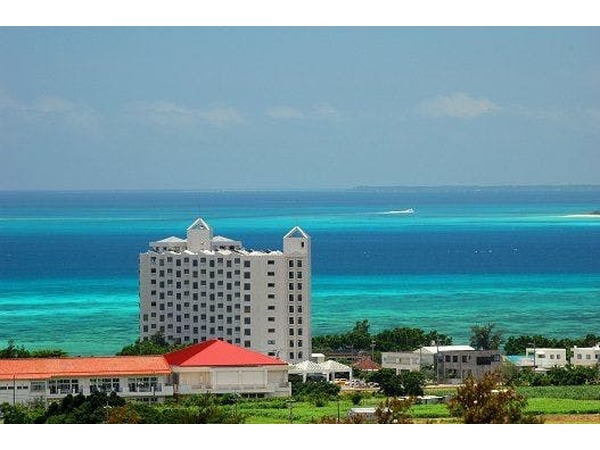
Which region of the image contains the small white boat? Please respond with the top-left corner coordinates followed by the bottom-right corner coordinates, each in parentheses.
top-left (382, 208), bottom-right (415, 215)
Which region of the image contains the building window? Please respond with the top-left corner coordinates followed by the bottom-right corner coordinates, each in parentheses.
top-left (268, 317), bottom-right (275, 322)
top-left (267, 260), bottom-right (275, 265)
top-left (49, 379), bottom-right (80, 395)
top-left (127, 377), bottom-right (158, 393)
top-left (244, 261), bottom-right (250, 268)
top-left (91, 378), bottom-right (121, 393)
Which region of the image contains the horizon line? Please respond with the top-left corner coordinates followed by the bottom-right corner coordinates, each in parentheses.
top-left (1, 183), bottom-right (600, 194)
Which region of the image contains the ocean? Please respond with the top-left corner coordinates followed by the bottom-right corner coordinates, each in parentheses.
top-left (1, 187), bottom-right (599, 356)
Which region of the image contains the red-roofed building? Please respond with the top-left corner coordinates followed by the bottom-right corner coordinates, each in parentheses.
top-left (165, 339), bottom-right (291, 397)
top-left (352, 355), bottom-right (381, 372)
top-left (0, 340), bottom-right (292, 405)
top-left (0, 356), bottom-right (173, 405)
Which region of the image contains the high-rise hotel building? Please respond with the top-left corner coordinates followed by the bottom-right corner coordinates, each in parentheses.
top-left (139, 218), bottom-right (311, 364)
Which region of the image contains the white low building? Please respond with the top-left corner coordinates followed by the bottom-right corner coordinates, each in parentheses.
top-left (1, 339), bottom-right (293, 405)
top-left (164, 339), bottom-right (291, 397)
top-left (571, 345), bottom-right (600, 367)
top-left (289, 359), bottom-right (352, 382)
top-left (525, 347), bottom-right (567, 370)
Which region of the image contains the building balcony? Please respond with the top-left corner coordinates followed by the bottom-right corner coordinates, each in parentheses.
top-left (176, 382), bottom-right (290, 395)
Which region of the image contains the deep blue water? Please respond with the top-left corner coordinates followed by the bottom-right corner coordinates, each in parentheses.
top-left (1, 188), bottom-right (599, 355)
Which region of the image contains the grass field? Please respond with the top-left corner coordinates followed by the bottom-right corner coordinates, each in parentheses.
top-left (238, 385), bottom-right (600, 424)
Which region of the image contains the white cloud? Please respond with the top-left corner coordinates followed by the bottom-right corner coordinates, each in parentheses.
top-left (418, 92), bottom-right (500, 119)
top-left (266, 103), bottom-right (340, 121)
top-left (313, 102), bottom-right (339, 119)
top-left (125, 101), bottom-right (196, 127)
top-left (266, 105), bottom-right (304, 120)
top-left (125, 101), bottom-right (243, 128)
top-left (0, 93), bottom-right (101, 134)
top-left (199, 105), bottom-right (243, 126)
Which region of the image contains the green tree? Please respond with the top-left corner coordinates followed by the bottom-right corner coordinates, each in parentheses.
top-left (447, 371), bottom-right (543, 424)
top-left (291, 379), bottom-right (341, 401)
top-left (470, 323), bottom-right (503, 350)
top-left (368, 368), bottom-right (427, 397)
top-left (117, 332), bottom-right (172, 355)
top-left (372, 325), bottom-right (453, 352)
top-left (0, 340), bottom-right (30, 358)
top-left (346, 320), bottom-right (372, 351)
top-left (0, 340), bottom-right (68, 358)
top-left (399, 371), bottom-right (426, 396)
top-left (368, 368), bottom-right (404, 397)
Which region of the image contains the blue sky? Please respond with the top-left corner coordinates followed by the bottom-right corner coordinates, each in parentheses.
top-left (0, 27), bottom-right (598, 190)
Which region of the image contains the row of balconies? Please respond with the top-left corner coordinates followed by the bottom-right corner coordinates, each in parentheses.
top-left (177, 382), bottom-right (291, 395)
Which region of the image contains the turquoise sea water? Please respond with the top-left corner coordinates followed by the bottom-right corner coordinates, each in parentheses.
top-left (1, 188), bottom-right (599, 355)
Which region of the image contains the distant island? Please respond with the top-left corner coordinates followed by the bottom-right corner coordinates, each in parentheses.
top-left (352, 185), bottom-right (600, 193)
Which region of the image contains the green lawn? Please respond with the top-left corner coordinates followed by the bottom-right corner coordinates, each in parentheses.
top-left (238, 385), bottom-right (600, 424)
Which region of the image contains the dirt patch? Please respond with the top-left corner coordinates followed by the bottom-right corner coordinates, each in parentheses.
top-left (542, 414), bottom-right (600, 424)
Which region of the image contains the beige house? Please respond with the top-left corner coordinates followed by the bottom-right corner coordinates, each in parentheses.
top-left (381, 352), bottom-right (421, 373)
top-left (436, 349), bottom-right (502, 384)
top-left (164, 339), bottom-right (291, 397)
top-left (419, 345), bottom-right (475, 367)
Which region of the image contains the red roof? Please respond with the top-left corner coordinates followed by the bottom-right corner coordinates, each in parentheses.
top-left (0, 356), bottom-right (172, 381)
top-left (352, 356), bottom-right (381, 371)
top-left (164, 340), bottom-right (288, 367)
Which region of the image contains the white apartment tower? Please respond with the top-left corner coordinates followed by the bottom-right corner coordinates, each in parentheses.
top-left (139, 218), bottom-right (311, 364)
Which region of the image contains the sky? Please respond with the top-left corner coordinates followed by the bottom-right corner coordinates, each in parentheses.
top-left (0, 25), bottom-right (599, 190)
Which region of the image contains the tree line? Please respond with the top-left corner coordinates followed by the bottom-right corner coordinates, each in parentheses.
top-left (311, 320), bottom-right (600, 356)
top-left (1, 322), bottom-right (598, 358)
